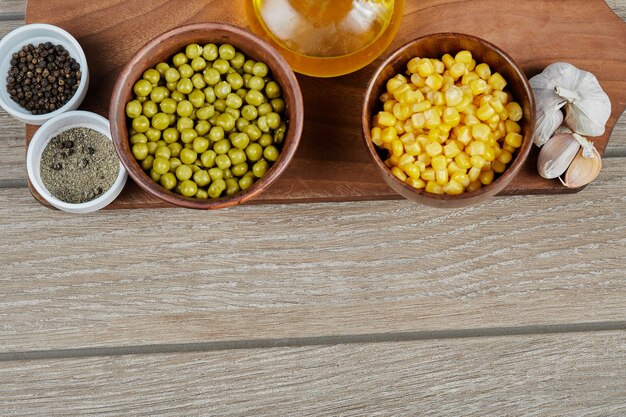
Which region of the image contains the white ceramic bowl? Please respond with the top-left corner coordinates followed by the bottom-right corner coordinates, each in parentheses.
top-left (26, 111), bottom-right (127, 213)
top-left (0, 23), bottom-right (89, 125)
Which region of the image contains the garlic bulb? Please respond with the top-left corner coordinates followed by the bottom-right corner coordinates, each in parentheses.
top-left (537, 133), bottom-right (580, 179)
top-left (530, 62), bottom-right (611, 141)
top-left (561, 146), bottom-right (602, 188)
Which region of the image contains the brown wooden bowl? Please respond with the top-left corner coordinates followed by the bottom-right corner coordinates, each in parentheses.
top-left (362, 33), bottom-right (535, 208)
top-left (110, 23), bottom-right (303, 209)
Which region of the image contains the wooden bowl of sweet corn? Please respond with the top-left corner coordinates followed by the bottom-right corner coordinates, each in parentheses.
top-left (362, 33), bottom-right (535, 208)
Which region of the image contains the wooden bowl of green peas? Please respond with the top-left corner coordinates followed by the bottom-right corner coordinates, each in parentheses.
top-left (109, 23), bottom-right (303, 209)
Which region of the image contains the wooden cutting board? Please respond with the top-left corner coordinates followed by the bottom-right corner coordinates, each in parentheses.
top-left (25, 0), bottom-right (626, 208)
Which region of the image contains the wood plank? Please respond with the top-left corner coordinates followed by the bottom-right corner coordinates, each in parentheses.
top-left (1, 331), bottom-right (624, 416)
top-left (606, 0), bottom-right (626, 20)
top-left (0, 0), bottom-right (24, 16)
top-left (22, 0), bottom-right (626, 207)
top-left (1, 158), bottom-right (624, 352)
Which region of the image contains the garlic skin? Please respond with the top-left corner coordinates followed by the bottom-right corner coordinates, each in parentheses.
top-left (530, 62), bottom-right (611, 138)
top-left (533, 89), bottom-right (564, 147)
top-left (537, 133), bottom-right (580, 179)
top-left (561, 146), bottom-right (602, 188)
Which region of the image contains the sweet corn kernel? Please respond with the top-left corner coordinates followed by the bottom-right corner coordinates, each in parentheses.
top-left (432, 92), bottom-right (446, 106)
top-left (403, 163), bottom-right (421, 180)
top-left (479, 169), bottom-right (495, 185)
top-left (416, 135), bottom-right (429, 150)
top-left (464, 114), bottom-right (480, 126)
top-left (466, 140), bottom-right (486, 156)
top-left (472, 123), bottom-right (491, 141)
top-left (391, 166), bottom-right (407, 181)
top-left (493, 90), bottom-right (509, 104)
top-left (460, 105), bottom-right (477, 118)
top-left (498, 108), bottom-right (509, 122)
top-left (442, 74), bottom-right (455, 89)
top-left (442, 54), bottom-right (455, 69)
top-left (406, 177), bottom-right (426, 189)
top-left (426, 180), bottom-right (444, 194)
top-left (470, 79), bottom-right (489, 96)
top-left (467, 59), bottom-right (476, 72)
top-left (412, 100), bottom-right (431, 113)
top-left (455, 152), bottom-right (472, 170)
top-left (443, 141), bottom-right (461, 158)
top-left (432, 59), bottom-right (445, 74)
top-left (398, 153), bottom-right (416, 167)
top-left (417, 58), bottom-right (435, 77)
top-left (442, 107), bottom-right (461, 127)
top-left (371, 127), bottom-right (382, 146)
top-left (485, 134), bottom-right (497, 148)
top-left (386, 74), bottom-right (407, 93)
top-left (404, 140), bottom-right (421, 156)
top-left (383, 100), bottom-right (396, 113)
top-left (505, 120), bottom-right (521, 134)
top-left (415, 160), bottom-right (427, 172)
top-left (456, 125), bottom-right (472, 145)
top-left (378, 111), bottom-right (396, 127)
top-left (394, 84), bottom-right (418, 104)
top-left (492, 160), bottom-right (507, 173)
top-left (381, 127), bottom-right (397, 143)
top-left (489, 97), bottom-right (505, 113)
top-left (424, 108), bottom-right (441, 129)
top-left (411, 112), bottom-right (425, 130)
top-left (475, 63), bottom-right (491, 80)
top-left (400, 132), bottom-right (415, 144)
top-left (454, 95), bottom-right (472, 111)
top-left (462, 71), bottom-right (480, 85)
top-left (503, 143), bottom-right (517, 153)
top-left (380, 92), bottom-right (390, 102)
top-left (410, 73), bottom-right (426, 88)
top-left (470, 154), bottom-right (487, 169)
top-left (425, 141), bottom-right (443, 157)
top-left (451, 171), bottom-right (471, 187)
top-left (432, 154), bottom-right (447, 170)
top-left (435, 168), bottom-right (449, 185)
top-left (393, 102), bottom-right (412, 121)
top-left (505, 132), bottom-right (523, 148)
top-left (444, 86), bottom-right (463, 106)
top-left (467, 180), bottom-right (481, 192)
top-left (421, 167), bottom-right (436, 181)
top-left (426, 73), bottom-right (444, 90)
top-left (488, 72), bottom-right (507, 90)
top-left (468, 166), bottom-right (482, 182)
top-left (391, 139), bottom-right (404, 157)
top-left (483, 146), bottom-right (496, 161)
top-left (506, 102), bottom-right (523, 122)
top-left (438, 123), bottom-right (453, 134)
top-left (395, 120), bottom-right (405, 135)
top-left (455, 50), bottom-right (473, 64)
top-left (406, 57), bottom-right (421, 74)
top-left (442, 179), bottom-right (464, 195)
top-left (449, 62), bottom-right (466, 79)
top-left (447, 161), bottom-right (465, 174)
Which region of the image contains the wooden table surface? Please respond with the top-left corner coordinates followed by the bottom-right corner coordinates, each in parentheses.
top-left (1, 1), bottom-right (625, 415)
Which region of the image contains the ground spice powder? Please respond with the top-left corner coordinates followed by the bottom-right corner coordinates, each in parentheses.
top-left (40, 127), bottom-right (119, 204)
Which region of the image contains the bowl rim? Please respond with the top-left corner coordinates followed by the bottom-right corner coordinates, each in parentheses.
top-left (26, 110), bottom-right (128, 213)
top-left (0, 23), bottom-right (90, 125)
top-left (109, 22), bottom-right (304, 210)
top-left (362, 32), bottom-right (536, 207)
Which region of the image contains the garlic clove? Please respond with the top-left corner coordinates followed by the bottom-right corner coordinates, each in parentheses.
top-left (561, 146), bottom-right (602, 188)
top-left (537, 133), bottom-right (580, 179)
top-left (531, 88), bottom-right (565, 147)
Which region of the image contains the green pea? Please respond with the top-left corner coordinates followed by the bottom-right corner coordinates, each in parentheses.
top-left (168, 143), bottom-right (183, 158)
top-left (241, 104), bottom-right (258, 121)
top-left (214, 99), bottom-right (227, 112)
top-left (177, 100), bottom-right (194, 117)
top-left (141, 155), bottom-right (154, 171)
top-left (142, 101), bottom-right (158, 118)
top-left (213, 58), bottom-right (230, 74)
top-left (146, 141), bottom-right (158, 154)
top-left (208, 179), bottom-right (226, 198)
top-left (176, 164), bottom-right (193, 181)
top-left (143, 68), bottom-right (161, 85)
top-left (223, 168), bottom-right (233, 180)
top-left (214, 81), bottom-right (231, 99)
top-left (172, 52), bottom-right (188, 67)
top-left (236, 88), bottom-right (248, 99)
top-left (245, 143), bottom-right (263, 161)
top-left (166, 81), bottom-right (178, 92)
top-left (270, 98), bottom-right (285, 113)
top-left (146, 129), bottom-right (161, 143)
top-left (245, 89), bottom-right (264, 106)
top-left (126, 100), bottom-right (143, 118)
top-left (201, 150), bottom-right (217, 168)
top-left (152, 112), bottom-right (170, 130)
top-left (180, 128), bottom-right (198, 144)
top-left (253, 159), bottom-right (269, 178)
top-left (177, 64), bottom-right (193, 79)
top-left (238, 174), bottom-right (254, 190)
top-left (231, 162), bottom-right (249, 177)
top-left (226, 72), bottom-right (244, 90)
top-left (196, 105), bottom-right (215, 120)
top-left (231, 132), bottom-right (250, 150)
top-left (155, 146), bottom-right (171, 160)
top-left (152, 157), bottom-right (170, 175)
top-left (265, 81), bottom-right (282, 99)
top-left (160, 172), bottom-right (177, 190)
top-left (208, 113), bottom-right (219, 126)
top-left (224, 107), bottom-right (240, 119)
top-left (155, 139), bottom-right (167, 148)
top-left (169, 159), bottom-right (182, 173)
top-left (213, 139), bottom-right (231, 155)
top-left (180, 180), bottom-right (198, 197)
top-left (247, 75), bottom-right (265, 91)
top-left (263, 145), bottom-right (279, 162)
top-left (191, 73), bottom-right (206, 90)
top-left (244, 125), bottom-right (262, 142)
top-left (236, 118), bottom-right (249, 132)
top-left (266, 112), bottom-right (281, 129)
top-left (150, 86), bottom-right (169, 103)
top-left (133, 79), bottom-right (152, 97)
top-left (136, 96), bottom-right (147, 103)
top-left (228, 148), bottom-right (247, 165)
top-left (163, 128), bottom-right (180, 144)
top-left (193, 169), bottom-right (211, 187)
top-left (252, 62), bottom-right (269, 77)
top-left (155, 62), bottom-right (170, 76)
top-left (180, 148), bottom-right (198, 165)
top-left (177, 78), bottom-right (193, 95)
top-left (257, 115), bottom-right (269, 132)
top-left (132, 142), bottom-right (149, 160)
top-left (225, 178), bottom-right (240, 196)
top-left (176, 117), bottom-right (195, 132)
top-left (215, 154), bottom-right (232, 170)
top-left (230, 52), bottom-right (245, 69)
top-left (216, 113), bottom-right (236, 131)
top-left (209, 126), bottom-right (224, 142)
top-left (218, 44), bottom-right (236, 60)
top-left (203, 87), bottom-right (217, 103)
top-left (257, 102), bottom-right (273, 116)
top-left (132, 115), bottom-right (150, 133)
top-left (258, 133), bottom-right (273, 147)
top-left (243, 59), bottom-right (255, 74)
top-left (208, 167), bottom-right (224, 181)
top-left (274, 122), bottom-right (287, 144)
top-left (225, 93), bottom-right (243, 109)
top-left (188, 55), bottom-right (206, 71)
top-left (165, 67), bottom-right (181, 83)
top-left (193, 137), bottom-right (210, 153)
top-left (170, 91), bottom-right (185, 102)
top-left (150, 169), bottom-right (162, 182)
top-left (130, 133), bottom-right (148, 145)
top-left (189, 90), bottom-right (206, 108)
top-left (203, 68), bottom-right (221, 86)
top-left (196, 189), bottom-right (208, 199)
top-left (195, 120), bottom-right (211, 136)
top-left (160, 98), bottom-right (177, 114)
top-left (202, 43), bottom-right (218, 61)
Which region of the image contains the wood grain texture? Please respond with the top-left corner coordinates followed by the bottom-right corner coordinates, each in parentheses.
top-left (2, 157), bottom-right (624, 352)
top-left (1, 331), bottom-right (625, 416)
top-left (0, 0), bottom-right (24, 16)
top-left (22, 0), bottom-right (626, 208)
